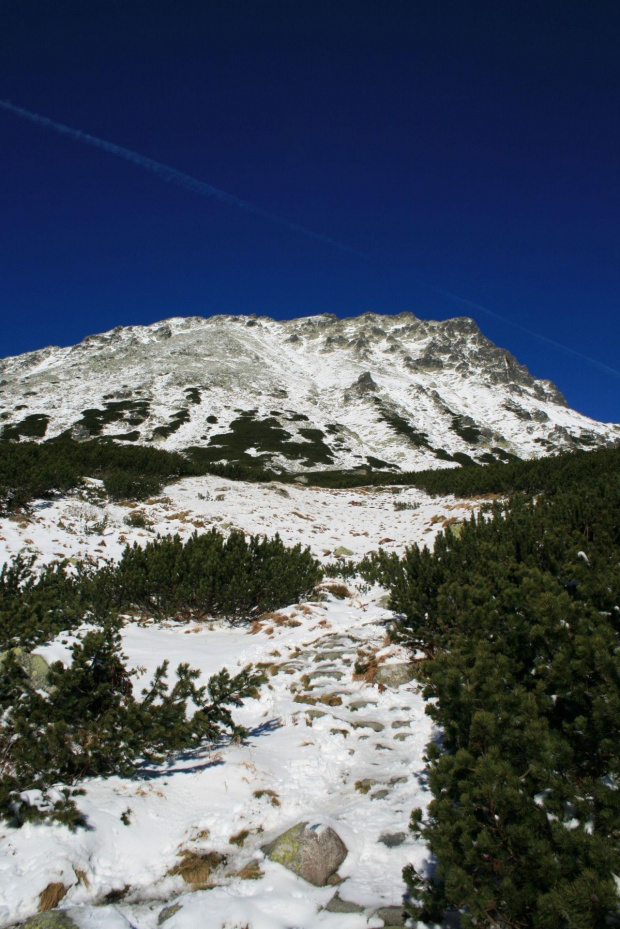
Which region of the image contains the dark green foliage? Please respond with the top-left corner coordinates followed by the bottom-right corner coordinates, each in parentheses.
top-left (374, 398), bottom-right (431, 448)
top-left (202, 411), bottom-right (335, 467)
top-left (385, 470), bottom-right (620, 927)
top-left (366, 454), bottom-right (397, 470)
top-left (0, 439), bottom-right (194, 511)
top-left (450, 413), bottom-right (482, 445)
top-left (0, 554), bottom-right (90, 651)
top-left (151, 408), bottom-right (191, 439)
top-left (100, 529), bottom-right (321, 620)
top-left (70, 400), bottom-right (150, 436)
top-left (301, 443), bottom-right (620, 493)
top-left (1, 413), bottom-right (50, 440)
top-left (184, 387), bottom-right (201, 405)
top-left (103, 470), bottom-right (163, 500)
top-left (0, 620), bottom-right (263, 827)
top-left (0, 530), bottom-right (321, 651)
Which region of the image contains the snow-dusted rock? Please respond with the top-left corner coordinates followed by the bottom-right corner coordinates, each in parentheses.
top-left (374, 662), bottom-right (417, 687)
top-left (262, 822), bottom-right (348, 886)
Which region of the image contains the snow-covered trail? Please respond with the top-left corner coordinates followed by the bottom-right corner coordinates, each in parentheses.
top-left (0, 476), bottom-right (470, 928)
top-left (1, 590), bottom-right (433, 929)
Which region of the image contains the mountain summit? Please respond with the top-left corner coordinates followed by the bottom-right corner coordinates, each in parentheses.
top-left (1, 312), bottom-right (618, 472)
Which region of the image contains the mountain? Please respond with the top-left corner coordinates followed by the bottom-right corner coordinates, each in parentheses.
top-left (1, 312), bottom-right (618, 472)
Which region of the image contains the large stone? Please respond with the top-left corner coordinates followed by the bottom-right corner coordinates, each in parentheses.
top-left (333, 546), bottom-right (354, 558)
top-left (324, 892), bottom-right (365, 913)
top-left (373, 663), bottom-right (417, 687)
top-left (378, 832), bottom-right (407, 848)
top-left (373, 904), bottom-right (408, 926)
top-left (262, 822), bottom-right (347, 886)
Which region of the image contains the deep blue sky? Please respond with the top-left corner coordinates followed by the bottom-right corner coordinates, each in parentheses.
top-left (1, 1), bottom-right (618, 422)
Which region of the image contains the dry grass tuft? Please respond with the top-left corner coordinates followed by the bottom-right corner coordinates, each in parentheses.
top-left (253, 789), bottom-right (280, 807)
top-left (39, 882), bottom-right (68, 912)
top-left (168, 850), bottom-right (226, 887)
top-left (235, 862), bottom-right (264, 881)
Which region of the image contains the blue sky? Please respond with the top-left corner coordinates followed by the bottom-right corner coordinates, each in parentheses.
top-left (0, 1), bottom-right (618, 422)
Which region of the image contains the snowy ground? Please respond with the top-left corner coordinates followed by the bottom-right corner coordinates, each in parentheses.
top-left (0, 476), bottom-right (479, 929)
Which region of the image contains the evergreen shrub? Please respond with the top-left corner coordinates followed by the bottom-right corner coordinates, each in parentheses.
top-left (382, 472), bottom-right (620, 928)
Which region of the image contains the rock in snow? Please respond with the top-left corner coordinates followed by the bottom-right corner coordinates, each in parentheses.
top-left (262, 821), bottom-right (348, 886)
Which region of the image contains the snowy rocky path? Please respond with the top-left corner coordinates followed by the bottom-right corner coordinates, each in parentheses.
top-left (0, 476), bottom-right (472, 929)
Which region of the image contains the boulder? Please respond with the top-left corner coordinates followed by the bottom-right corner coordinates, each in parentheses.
top-left (373, 663), bottom-right (416, 687)
top-left (262, 822), bottom-right (347, 886)
top-left (373, 904), bottom-right (408, 926)
top-left (378, 832), bottom-right (407, 848)
top-left (333, 546), bottom-right (353, 557)
top-left (325, 892), bottom-right (365, 913)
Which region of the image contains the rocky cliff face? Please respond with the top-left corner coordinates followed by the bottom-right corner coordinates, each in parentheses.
top-left (1, 312), bottom-right (617, 472)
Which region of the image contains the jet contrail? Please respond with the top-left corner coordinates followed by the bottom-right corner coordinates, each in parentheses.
top-left (0, 99), bottom-right (358, 255)
top-left (436, 288), bottom-right (620, 381)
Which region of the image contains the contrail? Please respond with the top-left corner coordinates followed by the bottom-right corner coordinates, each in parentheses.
top-left (0, 99), bottom-right (358, 255)
top-left (436, 288), bottom-right (620, 381)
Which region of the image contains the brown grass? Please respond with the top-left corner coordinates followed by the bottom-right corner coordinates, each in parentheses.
top-left (235, 862), bottom-right (264, 881)
top-left (321, 583), bottom-right (351, 600)
top-left (168, 851), bottom-right (226, 887)
top-left (253, 789), bottom-right (280, 807)
top-left (39, 882), bottom-right (68, 912)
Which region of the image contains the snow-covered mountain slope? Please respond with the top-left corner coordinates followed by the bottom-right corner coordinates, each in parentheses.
top-left (1, 312), bottom-right (618, 472)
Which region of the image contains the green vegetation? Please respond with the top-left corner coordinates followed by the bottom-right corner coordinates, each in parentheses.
top-left (151, 407), bottom-right (191, 439)
top-left (0, 621), bottom-right (262, 827)
top-left (1, 436), bottom-right (618, 513)
top-left (0, 528), bottom-right (319, 827)
top-left (1, 413), bottom-right (50, 440)
top-left (95, 529), bottom-right (321, 621)
top-left (69, 399), bottom-right (151, 437)
top-left (342, 455), bottom-right (620, 927)
top-left (0, 530), bottom-right (321, 652)
top-left (0, 439), bottom-right (194, 511)
top-left (303, 443), bottom-right (620, 493)
top-left (202, 410), bottom-right (335, 467)
top-left (374, 397), bottom-right (431, 449)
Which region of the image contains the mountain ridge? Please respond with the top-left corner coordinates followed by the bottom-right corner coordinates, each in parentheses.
top-left (1, 312), bottom-right (618, 472)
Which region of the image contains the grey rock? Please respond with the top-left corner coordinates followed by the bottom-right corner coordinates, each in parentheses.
top-left (373, 904), bottom-right (408, 926)
top-left (371, 789), bottom-right (390, 800)
top-left (378, 832), bottom-right (407, 848)
top-left (391, 720), bottom-right (410, 729)
top-left (324, 892), bottom-right (365, 913)
top-left (262, 821), bottom-right (347, 886)
top-left (374, 663), bottom-right (417, 687)
top-left (71, 424), bottom-right (90, 440)
top-left (349, 699), bottom-right (375, 712)
top-left (351, 719), bottom-right (384, 732)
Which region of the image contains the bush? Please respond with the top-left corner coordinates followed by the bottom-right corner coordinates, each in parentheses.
top-left (0, 621), bottom-right (263, 827)
top-left (389, 471), bottom-right (620, 927)
top-left (101, 529), bottom-right (321, 620)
